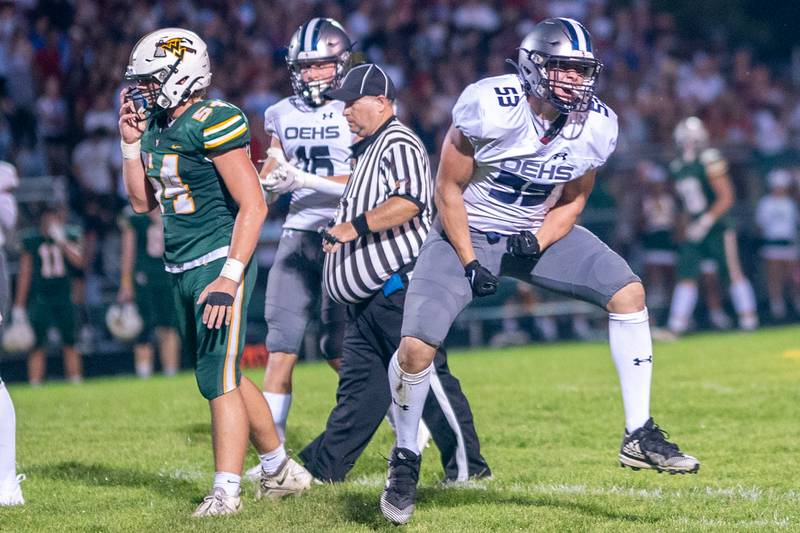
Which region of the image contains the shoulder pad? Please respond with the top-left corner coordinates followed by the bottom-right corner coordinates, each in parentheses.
top-left (191, 100), bottom-right (250, 153)
top-left (700, 148), bottom-right (727, 174)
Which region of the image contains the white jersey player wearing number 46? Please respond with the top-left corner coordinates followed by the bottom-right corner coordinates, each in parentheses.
top-left (252, 19), bottom-right (353, 470)
top-left (380, 18), bottom-right (700, 525)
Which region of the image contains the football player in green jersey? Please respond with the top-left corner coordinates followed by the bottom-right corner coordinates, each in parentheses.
top-left (13, 206), bottom-right (84, 385)
top-left (117, 208), bottom-right (179, 378)
top-left (119, 28), bottom-right (312, 517)
top-left (666, 117), bottom-right (759, 334)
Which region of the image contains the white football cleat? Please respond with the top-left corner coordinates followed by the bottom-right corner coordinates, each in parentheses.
top-left (191, 487), bottom-right (242, 517)
top-left (0, 474), bottom-right (25, 506)
top-left (255, 458), bottom-right (313, 501)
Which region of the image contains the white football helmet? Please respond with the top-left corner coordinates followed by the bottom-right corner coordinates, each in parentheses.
top-left (106, 303), bottom-right (144, 342)
top-left (674, 116), bottom-right (709, 160)
top-left (286, 18), bottom-right (352, 106)
top-left (124, 27), bottom-right (211, 115)
top-left (511, 18), bottom-right (602, 113)
top-left (2, 310), bottom-right (35, 353)
top-left (0, 161), bottom-right (19, 191)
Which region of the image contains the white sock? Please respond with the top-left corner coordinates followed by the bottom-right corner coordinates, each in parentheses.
top-left (668, 281), bottom-right (698, 333)
top-left (135, 361), bottom-right (153, 379)
top-left (0, 382), bottom-right (17, 492)
top-left (213, 471), bottom-right (240, 497)
top-left (730, 279), bottom-right (758, 329)
top-left (609, 309), bottom-right (652, 433)
top-left (258, 444), bottom-right (287, 476)
top-left (385, 409), bottom-right (432, 453)
top-left (263, 392), bottom-right (291, 443)
top-left (388, 352), bottom-right (431, 455)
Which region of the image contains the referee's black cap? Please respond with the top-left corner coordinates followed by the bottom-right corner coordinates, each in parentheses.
top-left (324, 63), bottom-right (396, 102)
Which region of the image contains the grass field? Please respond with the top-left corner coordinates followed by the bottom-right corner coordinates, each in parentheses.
top-left (2, 325), bottom-right (799, 532)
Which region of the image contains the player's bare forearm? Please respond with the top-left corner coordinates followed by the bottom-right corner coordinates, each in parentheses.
top-left (707, 172), bottom-right (734, 221)
top-left (436, 181), bottom-right (476, 265)
top-left (214, 147), bottom-right (268, 265)
top-left (435, 125), bottom-right (477, 266)
top-left (258, 135), bottom-right (282, 179)
top-left (123, 160), bottom-right (158, 213)
top-left (61, 242), bottom-right (84, 269)
top-left (535, 169), bottom-right (595, 251)
top-left (14, 253), bottom-right (32, 308)
top-left (120, 228), bottom-right (135, 290)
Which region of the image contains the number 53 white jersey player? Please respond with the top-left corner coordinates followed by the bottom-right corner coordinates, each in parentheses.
top-left (455, 73), bottom-right (618, 235)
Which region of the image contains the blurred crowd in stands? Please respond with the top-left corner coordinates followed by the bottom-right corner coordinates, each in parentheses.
top-left (1, 0), bottom-right (799, 362)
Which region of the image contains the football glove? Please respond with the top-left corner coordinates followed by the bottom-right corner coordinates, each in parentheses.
top-left (261, 147), bottom-right (306, 194)
top-left (506, 230), bottom-right (541, 259)
top-left (464, 260), bottom-right (498, 297)
top-left (685, 214), bottom-right (714, 243)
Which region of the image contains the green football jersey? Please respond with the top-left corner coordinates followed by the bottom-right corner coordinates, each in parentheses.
top-left (20, 226), bottom-right (82, 296)
top-left (118, 208), bottom-right (168, 283)
top-left (140, 99), bottom-right (251, 266)
top-left (670, 148), bottom-right (729, 227)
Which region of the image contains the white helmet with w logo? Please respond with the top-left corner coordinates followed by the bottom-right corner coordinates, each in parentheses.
top-left (125, 28), bottom-right (211, 114)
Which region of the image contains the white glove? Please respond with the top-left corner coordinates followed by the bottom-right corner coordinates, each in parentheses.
top-left (47, 223), bottom-right (67, 244)
top-left (685, 214), bottom-right (714, 243)
top-left (261, 148), bottom-right (305, 194)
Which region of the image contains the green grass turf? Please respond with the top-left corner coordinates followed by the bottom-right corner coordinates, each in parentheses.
top-left (2, 325), bottom-right (799, 532)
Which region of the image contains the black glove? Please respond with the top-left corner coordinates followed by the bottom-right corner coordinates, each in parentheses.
top-left (464, 260), bottom-right (498, 297)
top-left (506, 230), bottom-right (541, 259)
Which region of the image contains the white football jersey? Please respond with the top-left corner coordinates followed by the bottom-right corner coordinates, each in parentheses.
top-left (264, 97), bottom-right (351, 231)
top-left (453, 74), bottom-right (618, 235)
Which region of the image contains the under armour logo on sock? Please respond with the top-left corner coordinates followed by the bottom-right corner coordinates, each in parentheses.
top-left (392, 398), bottom-right (410, 411)
top-left (633, 355), bottom-right (653, 366)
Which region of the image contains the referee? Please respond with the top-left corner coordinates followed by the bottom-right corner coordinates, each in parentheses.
top-left (299, 64), bottom-right (490, 483)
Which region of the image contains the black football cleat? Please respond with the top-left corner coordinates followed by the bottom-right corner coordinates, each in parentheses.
top-left (380, 447), bottom-right (421, 524)
top-left (619, 418), bottom-right (700, 474)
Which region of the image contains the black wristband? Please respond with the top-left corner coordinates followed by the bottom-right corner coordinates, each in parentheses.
top-left (207, 292), bottom-right (235, 306)
top-left (464, 259), bottom-right (480, 274)
top-left (351, 213), bottom-right (371, 237)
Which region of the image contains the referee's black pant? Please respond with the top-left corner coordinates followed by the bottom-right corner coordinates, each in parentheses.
top-left (299, 270), bottom-right (490, 482)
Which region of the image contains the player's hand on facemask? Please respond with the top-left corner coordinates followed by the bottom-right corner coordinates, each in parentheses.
top-left (464, 260), bottom-right (498, 297)
top-left (47, 223), bottom-right (67, 245)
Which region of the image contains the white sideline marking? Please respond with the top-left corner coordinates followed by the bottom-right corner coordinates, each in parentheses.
top-left (505, 483), bottom-right (799, 503)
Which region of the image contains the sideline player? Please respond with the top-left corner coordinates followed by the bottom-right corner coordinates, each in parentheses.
top-left (119, 28), bottom-right (311, 516)
top-left (380, 18), bottom-right (700, 524)
top-left (256, 18), bottom-right (352, 446)
top-left (117, 208), bottom-right (180, 378)
top-left (666, 117), bottom-right (758, 334)
top-left (14, 206), bottom-right (84, 385)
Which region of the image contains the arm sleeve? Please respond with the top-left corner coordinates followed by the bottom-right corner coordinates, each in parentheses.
top-left (451, 83), bottom-right (484, 145)
top-left (380, 142), bottom-right (429, 212)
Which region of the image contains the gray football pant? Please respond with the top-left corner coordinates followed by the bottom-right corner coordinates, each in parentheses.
top-left (402, 220), bottom-right (641, 346)
top-left (265, 229), bottom-right (346, 359)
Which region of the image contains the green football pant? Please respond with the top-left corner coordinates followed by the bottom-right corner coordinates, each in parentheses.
top-left (171, 258), bottom-right (256, 400)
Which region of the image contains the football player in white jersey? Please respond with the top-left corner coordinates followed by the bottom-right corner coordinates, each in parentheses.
top-left (379, 18), bottom-right (699, 525)
top-left (254, 18), bottom-right (353, 456)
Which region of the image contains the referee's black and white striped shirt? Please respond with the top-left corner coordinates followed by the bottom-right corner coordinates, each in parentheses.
top-left (323, 117), bottom-right (432, 304)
